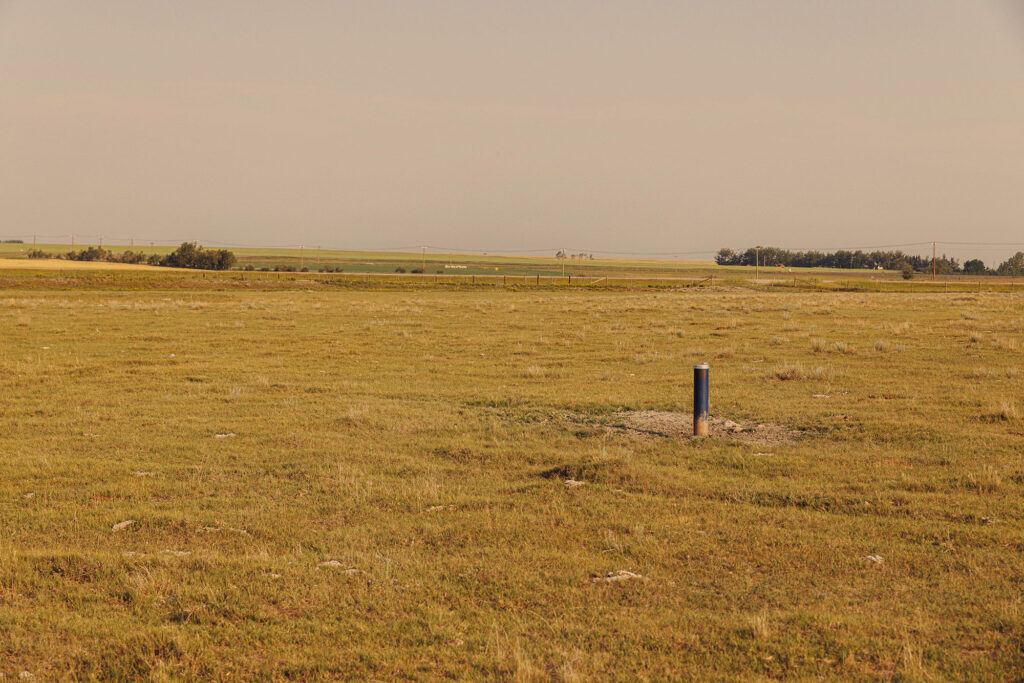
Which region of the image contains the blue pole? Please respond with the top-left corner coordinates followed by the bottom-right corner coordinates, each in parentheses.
top-left (693, 363), bottom-right (709, 436)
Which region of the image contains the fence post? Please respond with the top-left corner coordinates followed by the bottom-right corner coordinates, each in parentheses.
top-left (693, 363), bottom-right (710, 437)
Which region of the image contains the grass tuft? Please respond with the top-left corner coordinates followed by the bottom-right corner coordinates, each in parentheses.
top-left (773, 363), bottom-right (835, 381)
top-left (967, 465), bottom-right (1002, 493)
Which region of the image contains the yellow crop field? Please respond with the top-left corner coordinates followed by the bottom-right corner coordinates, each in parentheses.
top-left (1, 273), bottom-right (1022, 678)
top-left (0, 258), bottom-right (165, 271)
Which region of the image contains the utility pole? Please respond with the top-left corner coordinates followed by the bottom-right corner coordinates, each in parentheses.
top-left (756, 247), bottom-right (760, 281)
top-left (71, 234), bottom-right (74, 247)
top-left (33, 235), bottom-right (36, 247)
top-left (300, 246), bottom-right (304, 269)
top-left (932, 242), bottom-right (936, 280)
top-left (561, 249), bottom-right (565, 277)
top-left (317, 246), bottom-right (321, 264)
top-left (422, 246), bottom-right (426, 273)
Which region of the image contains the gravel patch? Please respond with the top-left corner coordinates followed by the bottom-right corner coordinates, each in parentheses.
top-left (569, 411), bottom-right (799, 445)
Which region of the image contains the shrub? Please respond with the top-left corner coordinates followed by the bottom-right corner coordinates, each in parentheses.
top-left (411, 268), bottom-right (424, 274)
top-left (159, 242), bottom-right (236, 270)
top-left (300, 266), bottom-right (309, 272)
top-left (395, 267), bottom-right (406, 273)
top-left (117, 250), bottom-right (148, 264)
top-left (244, 265), bottom-right (255, 271)
top-left (902, 267), bottom-right (914, 280)
top-left (66, 246), bottom-right (112, 262)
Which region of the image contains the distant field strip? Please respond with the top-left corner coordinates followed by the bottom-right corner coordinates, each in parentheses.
top-left (0, 266), bottom-right (1020, 294)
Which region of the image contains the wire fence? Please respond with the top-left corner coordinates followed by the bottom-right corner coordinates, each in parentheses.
top-left (3, 267), bottom-right (1018, 294)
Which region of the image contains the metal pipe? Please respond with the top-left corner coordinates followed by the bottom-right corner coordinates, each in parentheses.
top-left (693, 363), bottom-right (709, 437)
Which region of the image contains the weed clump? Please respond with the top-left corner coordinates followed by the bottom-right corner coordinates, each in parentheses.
top-left (773, 363), bottom-right (835, 381)
top-left (967, 465), bottom-right (1002, 493)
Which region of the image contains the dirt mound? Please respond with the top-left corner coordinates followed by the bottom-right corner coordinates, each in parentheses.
top-left (578, 410), bottom-right (798, 445)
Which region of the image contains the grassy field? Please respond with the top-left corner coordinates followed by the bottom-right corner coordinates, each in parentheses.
top-left (1, 273), bottom-right (1023, 678)
top-left (0, 241), bottom-right (903, 280)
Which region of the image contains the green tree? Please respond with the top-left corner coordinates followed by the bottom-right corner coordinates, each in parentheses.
top-left (996, 252), bottom-right (1024, 277)
top-left (159, 242), bottom-right (236, 270)
top-left (963, 259), bottom-right (989, 275)
top-left (715, 248), bottom-right (738, 265)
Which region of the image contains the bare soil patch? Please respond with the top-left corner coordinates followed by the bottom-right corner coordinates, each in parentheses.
top-left (572, 410), bottom-right (798, 445)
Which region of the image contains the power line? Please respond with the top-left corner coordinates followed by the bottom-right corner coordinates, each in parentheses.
top-left (3, 234), bottom-right (1022, 259)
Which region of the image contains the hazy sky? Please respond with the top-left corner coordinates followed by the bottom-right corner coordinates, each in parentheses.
top-left (2, 1), bottom-right (1023, 262)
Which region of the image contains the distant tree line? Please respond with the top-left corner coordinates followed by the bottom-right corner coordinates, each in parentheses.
top-left (27, 242), bottom-right (237, 270)
top-left (716, 246), bottom-right (1024, 277)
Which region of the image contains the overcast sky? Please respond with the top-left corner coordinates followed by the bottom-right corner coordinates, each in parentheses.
top-left (2, 1), bottom-right (1023, 262)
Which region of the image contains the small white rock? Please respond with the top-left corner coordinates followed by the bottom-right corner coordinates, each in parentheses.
top-left (214, 432), bottom-right (236, 438)
top-left (564, 479), bottom-right (586, 489)
top-left (23, 492), bottom-right (35, 499)
top-left (133, 471), bottom-right (155, 477)
top-left (591, 570), bottom-right (643, 583)
top-left (319, 560), bottom-right (359, 574)
top-left (111, 520), bottom-right (135, 531)
top-left (864, 555), bottom-right (884, 564)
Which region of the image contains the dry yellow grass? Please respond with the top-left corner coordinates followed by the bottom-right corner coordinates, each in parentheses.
top-left (1, 279), bottom-right (1022, 678)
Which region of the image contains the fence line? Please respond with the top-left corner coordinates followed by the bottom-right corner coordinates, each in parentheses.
top-left (3, 265), bottom-right (1020, 293)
